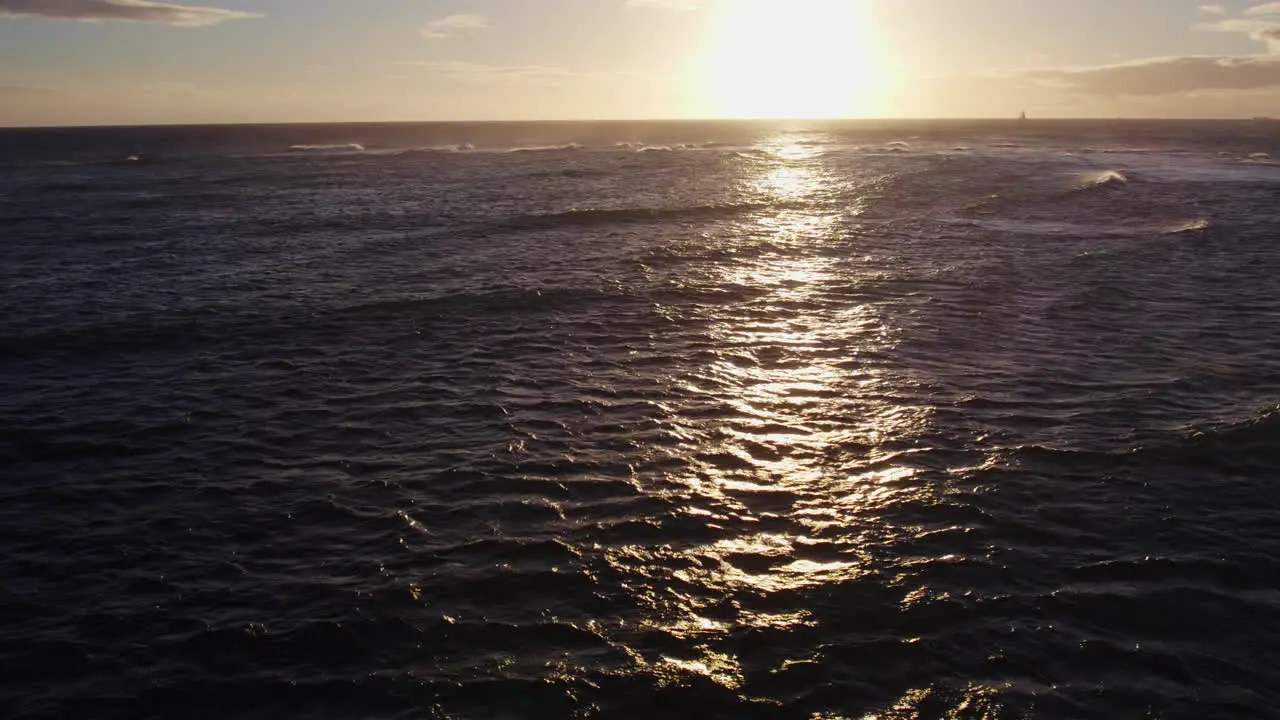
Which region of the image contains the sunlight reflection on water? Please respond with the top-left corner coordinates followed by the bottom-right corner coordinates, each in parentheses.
top-left (609, 134), bottom-right (938, 692)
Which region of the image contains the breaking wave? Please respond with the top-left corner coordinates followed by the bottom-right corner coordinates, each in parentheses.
top-left (287, 143), bottom-right (366, 154)
top-left (395, 143), bottom-right (475, 156)
top-left (1163, 218), bottom-right (1212, 234)
top-left (1175, 405), bottom-right (1280, 459)
top-left (507, 143), bottom-right (583, 153)
top-left (1079, 169), bottom-right (1129, 190)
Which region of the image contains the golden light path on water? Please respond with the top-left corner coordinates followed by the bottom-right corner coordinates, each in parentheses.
top-left (605, 135), bottom-right (948, 701)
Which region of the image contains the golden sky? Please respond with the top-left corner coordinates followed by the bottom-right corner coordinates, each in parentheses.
top-left (2, 0), bottom-right (1280, 125)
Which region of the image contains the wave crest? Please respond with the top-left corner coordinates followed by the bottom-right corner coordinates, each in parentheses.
top-left (507, 143), bottom-right (583, 154)
top-left (395, 143), bottom-right (475, 156)
top-left (500, 201), bottom-right (802, 232)
top-left (1183, 406), bottom-right (1280, 456)
top-left (1163, 218), bottom-right (1211, 234)
top-left (287, 143), bottom-right (365, 154)
top-left (1079, 170), bottom-right (1128, 190)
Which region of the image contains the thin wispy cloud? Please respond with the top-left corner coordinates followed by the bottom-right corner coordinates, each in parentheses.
top-left (1243, 2), bottom-right (1280, 15)
top-left (1198, 18), bottom-right (1280, 49)
top-left (421, 13), bottom-right (488, 40)
top-left (1022, 3), bottom-right (1280, 97)
top-left (1195, 3), bottom-right (1280, 50)
top-left (1030, 54), bottom-right (1280, 95)
top-left (0, 0), bottom-right (259, 26)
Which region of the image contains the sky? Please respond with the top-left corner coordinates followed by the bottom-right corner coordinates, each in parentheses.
top-left (2, 0), bottom-right (1280, 126)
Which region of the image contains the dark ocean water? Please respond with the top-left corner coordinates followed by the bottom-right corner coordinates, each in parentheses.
top-left (2, 119), bottom-right (1280, 719)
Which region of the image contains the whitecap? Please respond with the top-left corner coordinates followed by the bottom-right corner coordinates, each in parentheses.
top-left (287, 143), bottom-right (365, 154)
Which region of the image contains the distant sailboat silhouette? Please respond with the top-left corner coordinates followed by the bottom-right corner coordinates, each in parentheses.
top-left (1018, 110), bottom-right (1027, 121)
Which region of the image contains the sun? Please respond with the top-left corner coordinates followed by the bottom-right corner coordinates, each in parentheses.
top-left (702, 0), bottom-right (885, 119)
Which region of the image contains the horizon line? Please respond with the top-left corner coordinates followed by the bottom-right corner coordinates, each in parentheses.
top-left (0, 113), bottom-right (1274, 130)
top-left (0, 115), bottom-right (1273, 131)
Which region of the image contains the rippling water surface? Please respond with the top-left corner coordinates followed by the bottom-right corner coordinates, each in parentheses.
top-left (3, 120), bottom-right (1280, 718)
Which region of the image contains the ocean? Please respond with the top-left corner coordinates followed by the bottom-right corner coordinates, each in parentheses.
top-left (2, 119), bottom-right (1279, 719)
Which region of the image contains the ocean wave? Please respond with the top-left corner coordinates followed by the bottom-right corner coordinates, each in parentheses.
top-left (396, 142), bottom-right (474, 156)
top-left (506, 143), bottom-right (583, 153)
top-left (1078, 169), bottom-right (1129, 190)
top-left (958, 168), bottom-right (1133, 217)
top-left (8, 120), bottom-right (1280, 720)
top-left (1142, 405), bottom-right (1280, 470)
top-left (95, 155), bottom-right (149, 167)
top-left (214, 140), bottom-right (759, 163)
top-left (629, 143), bottom-right (714, 153)
top-left (526, 167), bottom-right (614, 179)
top-left (1163, 218), bottom-right (1211, 234)
top-left (500, 201), bottom-right (801, 232)
top-left (1098, 147), bottom-right (1163, 154)
top-left (0, 285), bottom-right (640, 357)
top-left (287, 143), bottom-right (366, 154)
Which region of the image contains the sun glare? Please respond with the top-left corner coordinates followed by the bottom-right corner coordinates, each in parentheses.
top-left (702, 0), bottom-right (884, 119)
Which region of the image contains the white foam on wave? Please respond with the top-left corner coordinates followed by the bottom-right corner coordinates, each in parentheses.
top-left (1079, 170), bottom-right (1128, 189)
top-left (395, 143), bottom-right (474, 156)
top-left (506, 143), bottom-right (582, 153)
top-left (1163, 218), bottom-right (1211, 234)
top-left (261, 140), bottom-right (760, 159)
top-left (287, 143), bottom-right (365, 154)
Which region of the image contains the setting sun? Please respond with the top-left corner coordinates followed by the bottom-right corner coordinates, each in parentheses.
top-left (702, 0), bottom-right (885, 119)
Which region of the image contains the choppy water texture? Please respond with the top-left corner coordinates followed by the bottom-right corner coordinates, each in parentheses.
top-left (3, 120), bottom-right (1280, 719)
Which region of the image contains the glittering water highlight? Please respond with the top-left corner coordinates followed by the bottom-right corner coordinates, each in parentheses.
top-left (2, 119), bottom-right (1279, 719)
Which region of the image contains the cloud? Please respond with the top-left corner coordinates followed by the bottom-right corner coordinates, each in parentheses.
top-left (1244, 2), bottom-right (1280, 15)
top-left (421, 13), bottom-right (487, 39)
top-left (1194, 2), bottom-right (1280, 49)
top-left (0, 0), bottom-right (258, 26)
top-left (1029, 54), bottom-right (1280, 95)
top-left (625, 0), bottom-right (699, 9)
top-left (1198, 16), bottom-right (1280, 48)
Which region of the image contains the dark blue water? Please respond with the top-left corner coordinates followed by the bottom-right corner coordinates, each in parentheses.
top-left (3, 120), bottom-right (1280, 719)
